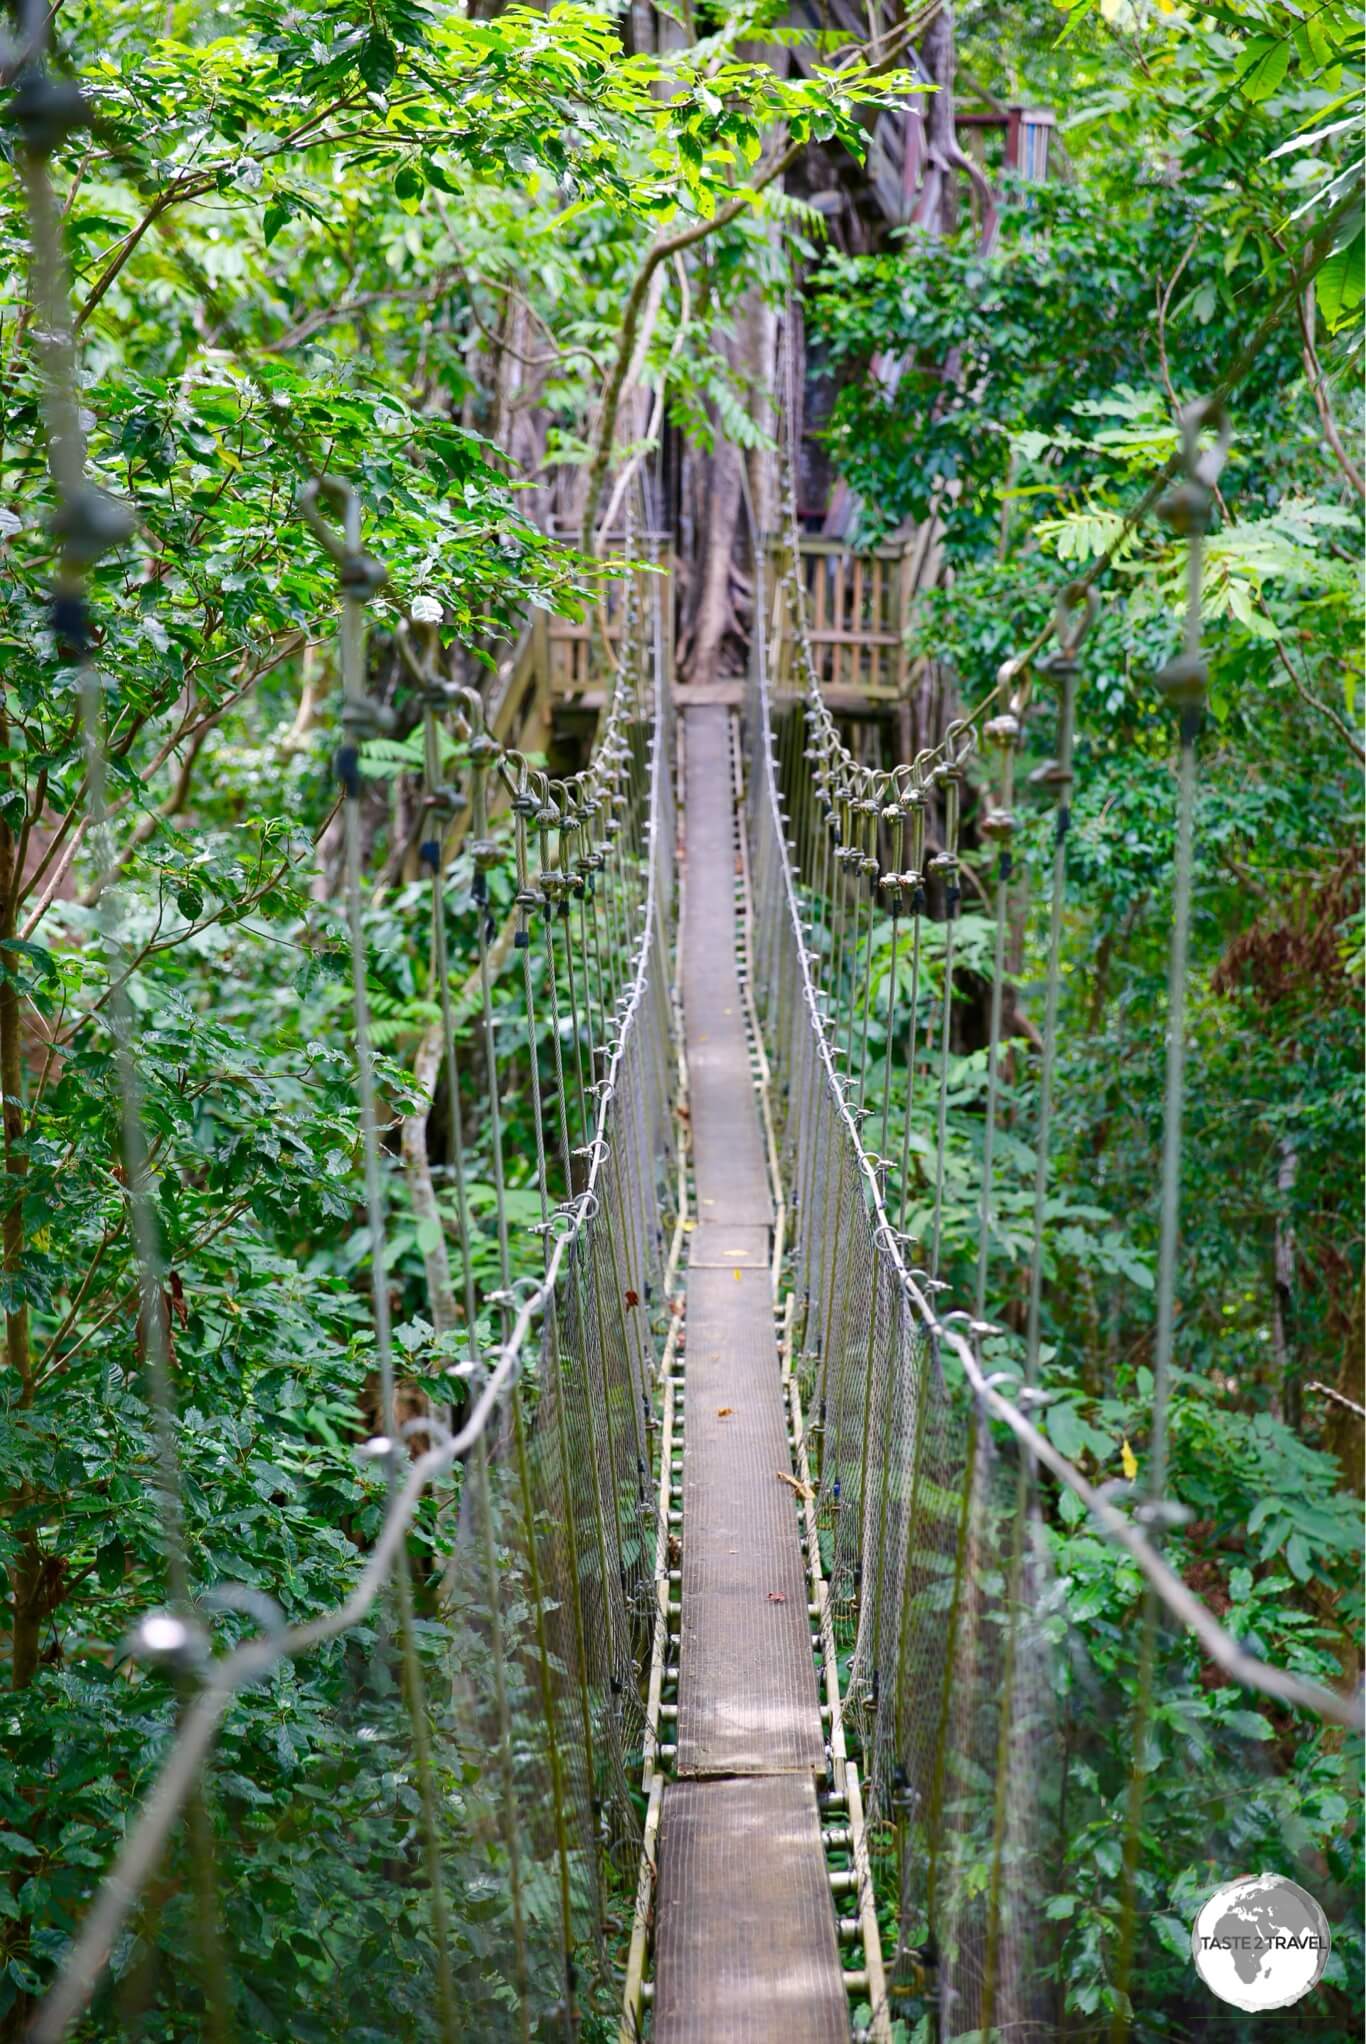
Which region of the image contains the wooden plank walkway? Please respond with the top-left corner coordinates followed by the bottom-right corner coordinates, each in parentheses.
top-left (652, 1778), bottom-right (848, 2044)
top-left (651, 706), bottom-right (846, 2042)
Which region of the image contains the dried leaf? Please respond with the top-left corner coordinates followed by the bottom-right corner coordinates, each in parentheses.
top-left (775, 1470), bottom-right (815, 1500)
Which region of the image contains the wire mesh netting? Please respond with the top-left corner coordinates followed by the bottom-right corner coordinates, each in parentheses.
top-left (25, 497), bottom-right (677, 2039)
top-left (444, 731), bottom-right (677, 2034)
top-left (751, 693), bottom-right (1065, 2036)
top-left (746, 510), bottom-right (1362, 2042)
top-left (748, 376), bottom-right (1366, 2035)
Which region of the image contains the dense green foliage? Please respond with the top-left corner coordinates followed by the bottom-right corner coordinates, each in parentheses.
top-left (808, 1), bottom-right (1363, 2032)
top-left (0, 2), bottom-right (907, 2034)
top-left (0, 0), bottom-right (1360, 2037)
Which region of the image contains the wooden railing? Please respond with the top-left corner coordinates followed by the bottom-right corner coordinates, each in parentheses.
top-left (495, 531), bottom-right (914, 723)
top-left (768, 535), bottom-right (914, 701)
top-left (547, 533), bottom-right (672, 698)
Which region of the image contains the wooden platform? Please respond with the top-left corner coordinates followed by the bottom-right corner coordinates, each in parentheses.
top-left (651, 706), bottom-right (843, 2040)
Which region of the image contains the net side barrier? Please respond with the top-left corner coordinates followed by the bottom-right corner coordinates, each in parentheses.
top-left (742, 343), bottom-right (1360, 2041)
top-left (16, 29), bottom-right (678, 2033)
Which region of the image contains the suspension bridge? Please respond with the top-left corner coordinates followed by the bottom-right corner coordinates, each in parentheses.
top-left (9, 40), bottom-right (1362, 2044)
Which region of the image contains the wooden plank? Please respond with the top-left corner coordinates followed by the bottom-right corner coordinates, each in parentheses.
top-left (682, 709), bottom-right (772, 1229)
top-left (675, 1246), bottom-right (825, 1776)
top-left (652, 1776), bottom-right (848, 2044)
top-left (804, 628), bottom-right (901, 648)
top-left (847, 1764), bottom-right (892, 2044)
top-left (675, 704), bottom-right (824, 1779)
top-left (795, 536), bottom-right (904, 560)
top-left (620, 1774), bottom-right (664, 2044)
top-left (645, 705), bottom-right (845, 2037)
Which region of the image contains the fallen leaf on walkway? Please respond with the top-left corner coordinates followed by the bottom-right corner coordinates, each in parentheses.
top-left (775, 1470), bottom-right (815, 1500)
top-left (624, 1289), bottom-right (640, 1308)
top-left (767, 1592), bottom-right (786, 1603)
top-left (716, 1405), bottom-right (733, 1417)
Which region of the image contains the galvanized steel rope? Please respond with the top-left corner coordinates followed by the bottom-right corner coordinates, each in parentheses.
top-left (748, 327), bottom-right (1360, 2039)
top-left (18, 33), bottom-right (676, 2023)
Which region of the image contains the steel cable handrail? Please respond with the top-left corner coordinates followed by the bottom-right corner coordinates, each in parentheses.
top-left (30, 610), bottom-right (669, 2037)
top-left (751, 524), bottom-right (1361, 1736)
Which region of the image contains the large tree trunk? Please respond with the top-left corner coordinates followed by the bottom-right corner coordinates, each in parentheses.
top-left (683, 423), bottom-right (744, 685)
top-left (917, 7), bottom-right (961, 237)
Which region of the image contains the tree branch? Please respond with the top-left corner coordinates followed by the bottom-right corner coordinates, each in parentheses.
top-left (579, 137), bottom-right (802, 555)
top-left (1296, 288), bottom-right (1365, 500)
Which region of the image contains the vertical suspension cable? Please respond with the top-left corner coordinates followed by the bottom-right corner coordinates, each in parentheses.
top-left (463, 698), bottom-right (579, 2032)
top-left (300, 481), bottom-right (459, 2044)
top-left (928, 736), bottom-right (968, 1277)
top-left (972, 692), bottom-right (1024, 1330)
top-left (1023, 585), bottom-right (1096, 1388)
top-left (400, 626), bottom-right (533, 2028)
top-left (853, 782), bottom-right (881, 1114)
top-left (894, 766), bottom-right (930, 1240)
top-left (512, 751), bottom-right (609, 2019)
top-left (876, 796), bottom-right (908, 1174)
top-left (13, 45), bottom-right (236, 2037)
top-left (1109, 397), bottom-right (1229, 2042)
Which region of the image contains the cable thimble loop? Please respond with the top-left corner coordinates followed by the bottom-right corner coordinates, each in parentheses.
top-left (508, 756), bottom-right (544, 943)
top-left (1160, 396), bottom-right (1232, 531)
top-left (446, 683), bottom-right (501, 903)
top-left (979, 703), bottom-right (1019, 859)
top-left (299, 476), bottom-right (391, 793)
top-left (1051, 578), bottom-right (1100, 665)
top-left (1154, 396), bottom-right (1230, 725)
top-left (928, 722), bottom-right (969, 897)
top-left (297, 475), bottom-right (387, 596)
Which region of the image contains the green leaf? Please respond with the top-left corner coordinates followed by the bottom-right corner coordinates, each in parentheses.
top-left (358, 34), bottom-right (397, 92)
top-left (1235, 35), bottom-right (1291, 102)
top-left (1058, 1486), bottom-right (1086, 1528)
top-left (262, 201), bottom-right (290, 247)
top-left (394, 164), bottom-right (425, 204)
top-left (1046, 1400), bottom-right (1085, 1461)
top-left (1315, 231), bottom-right (1365, 333)
top-left (1222, 1709), bottom-right (1274, 1741)
top-left (1154, 1914), bottom-right (1190, 1958)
